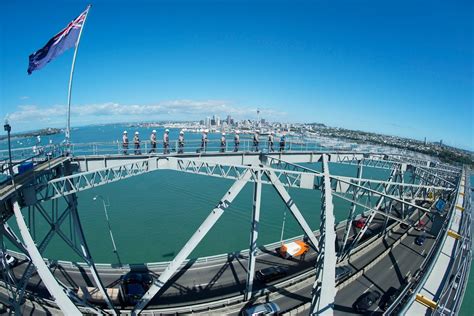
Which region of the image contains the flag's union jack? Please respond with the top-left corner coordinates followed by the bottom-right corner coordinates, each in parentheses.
top-left (28, 7), bottom-right (89, 75)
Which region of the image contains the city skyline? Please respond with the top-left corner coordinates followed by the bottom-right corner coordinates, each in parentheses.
top-left (1, 1), bottom-right (472, 150)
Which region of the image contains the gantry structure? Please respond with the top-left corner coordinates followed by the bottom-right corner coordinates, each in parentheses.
top-left (0, 139), bottom-right (469, 315)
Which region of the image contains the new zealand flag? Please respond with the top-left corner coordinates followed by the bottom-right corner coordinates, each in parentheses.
top-left (28, 7), bottom-right (88, 75)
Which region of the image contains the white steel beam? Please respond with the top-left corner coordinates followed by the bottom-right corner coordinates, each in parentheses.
top-left (12, 201), bottom-right (82, 315)
top-left (132, 169), bottom-right (252, 315)
top-left (266, 169), bottom-right (320, 252)
top-left (339, 161), bottom-right (363, 257)
top-left (40, 156), bottom-right (453, 201)
top-left (245, 169), bottom-right (262, 300)
top-left (341, 167), bottom-right (399, 260)
top-left (311, 154), bottom-right (336, 315)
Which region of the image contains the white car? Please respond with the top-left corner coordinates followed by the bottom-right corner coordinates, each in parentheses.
top-left (1, 253), bottom-right (17, 269)
top-left (242, 302), bottom-right (280, 316)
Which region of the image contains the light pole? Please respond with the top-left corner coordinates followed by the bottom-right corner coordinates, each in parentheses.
top-left (3, 119), bottom-right (13, 181)
top-left (93, 195), bottom-right (122, 267)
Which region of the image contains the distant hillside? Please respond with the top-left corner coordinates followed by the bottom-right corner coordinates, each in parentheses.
top-left (0, 128), bottom-right (61, 141)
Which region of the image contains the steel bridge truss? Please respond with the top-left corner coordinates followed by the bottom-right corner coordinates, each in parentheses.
top-left (2, 161), bottom-right (117, 315)
top-left (1, 152), bottom-right (460, 315)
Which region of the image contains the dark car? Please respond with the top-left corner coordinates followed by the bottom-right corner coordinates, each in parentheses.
top-left (380, 287), bottom-right (400, 311)
top-left (415, 234), bottom-right (427, 246)
top-left (256, 266), bottom-right (288, 283)
top-left (353, 290), bottom-right (381, 313)
top-left (336, 265), bottom-right (352, 282)
top-left (120, 272), bottom-right (154, 304)
top-left (400, 222), bottom-right (409, 230)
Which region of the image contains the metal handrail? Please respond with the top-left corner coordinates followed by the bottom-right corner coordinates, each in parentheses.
top-left (432, 174), bottom-right (472, 315)
top-left (0, 138), bottom-right (432, 161)
top-left (394, 168), bottom-right (465, 315)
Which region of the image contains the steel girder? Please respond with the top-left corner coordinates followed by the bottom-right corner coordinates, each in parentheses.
top-left (10, 198), bottom-right (111, 315)
top-left (339, 166), bottom-right (400, 260)
top-left (132, 164), bottom-right (323, 314)
top-left (410, 165), bottom-right (456, 188)
top-left (39, 157), bottom-right (453, 203)
top-left (244, 169), bottom-right (262, 301)
top-left (37, 157), bottom-right (160, 201)
top-left (12, 201), bottom-right (83, 315)
top-left (3, 162), bottom-right (117, 314)
top-left (339, 161), bottom-right (363, 257)
top-left (264, 157), bottom-right (450, 216)
top-left (132, 169), bottom-right (254, 315)
top-left (265, 169), bottom-right (320, 251)
top-left (311, 154), bottom-right (336, 315)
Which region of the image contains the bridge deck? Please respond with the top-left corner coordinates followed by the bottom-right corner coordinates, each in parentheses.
top-left (0, 156), bottom-right (69, 200)
top-left (405, 171), bottom-right (467, 314)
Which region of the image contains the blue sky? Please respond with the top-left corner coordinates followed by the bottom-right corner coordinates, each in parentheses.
top-left (0, 0), bottom-right (472, 149)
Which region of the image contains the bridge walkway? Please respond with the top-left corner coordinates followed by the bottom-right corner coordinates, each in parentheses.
top-left (0, 156), bottom-right (69, 201)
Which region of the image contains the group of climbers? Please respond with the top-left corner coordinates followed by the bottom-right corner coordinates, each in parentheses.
top-left (121, 129), bottom-right (287, 155)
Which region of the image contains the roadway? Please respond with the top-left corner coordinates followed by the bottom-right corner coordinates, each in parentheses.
top-left (333, 213), bottom-right (441, 315)
top-left (220, 204), bottom-right (443, 315)
top-left (6, 215), bottom-right (390, 312)
top-left (4, 203), bottom-right (443, 315)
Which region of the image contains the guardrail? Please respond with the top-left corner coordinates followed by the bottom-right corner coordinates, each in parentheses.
top-left (393, 168), bottom-right (465, 315)
top-left (432, 173), bottom-right (472, 315)
top-left (0, 144), bottom-right (64, 183)
top-left (0, 138), bottom-right (427, 162)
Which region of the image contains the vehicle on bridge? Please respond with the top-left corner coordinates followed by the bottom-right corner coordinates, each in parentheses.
top-left (415, 233), bottom-right (427, 246)
top-left (119, 272), bottom-right (154, 305)
top-left (415, 220), bottom-right (426, 231)
top-left (379, 286), bottom-right (400, 311)
top-left (77, 286), bottom-right (121, 305)
top-left (256, 266), bottom-right (288, 283)
top-left (278, 240), bottom-right (309, 259)
top-left (241, 302), bottom-right (280, 316)
top-left (0, 252), bottom-right (16, 270)
top-left (353, 290), bottom-right (381, 313)
top-left (354, 217), bottom-right (366, 229)
top-left (335, 265), bottom-right (352, 282)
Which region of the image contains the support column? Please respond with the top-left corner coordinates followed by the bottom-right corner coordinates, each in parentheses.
top-left (132, 169), bottom-right (252, 315)
top-left (311, 154), bottom-right (336, 315)
top-left (245, 169), bottom-right (262, 301)
top-left (12, 201), bottom-right (82, 315)
top-left (382, 166), bottom-right (401, 235)
top-left (339, 161), bottom-right (363, 257)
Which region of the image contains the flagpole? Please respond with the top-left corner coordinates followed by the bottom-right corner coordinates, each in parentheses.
top-left (65, 4), bottom-right (91, 148)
